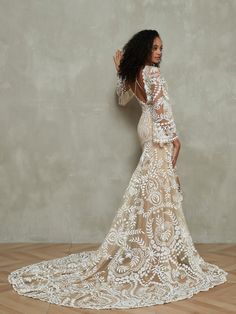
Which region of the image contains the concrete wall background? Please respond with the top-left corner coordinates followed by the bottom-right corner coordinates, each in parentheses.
top-left (0, 0), bottom-right (235, 243)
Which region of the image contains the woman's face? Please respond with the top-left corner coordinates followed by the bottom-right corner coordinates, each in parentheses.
top-left (147, 36), bottom-right (163, 65)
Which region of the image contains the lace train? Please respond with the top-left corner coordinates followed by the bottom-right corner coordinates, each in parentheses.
top-left (8, 141), bottom-right (228, 310)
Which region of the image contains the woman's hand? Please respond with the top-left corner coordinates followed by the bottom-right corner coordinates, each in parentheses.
top-left (172, 138), bottom-right (181, 168)
top-left (113, 49), bottom-right (123, 73)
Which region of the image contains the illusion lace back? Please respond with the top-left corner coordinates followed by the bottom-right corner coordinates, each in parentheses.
top-left (8, 65), bottom-right (228, 310)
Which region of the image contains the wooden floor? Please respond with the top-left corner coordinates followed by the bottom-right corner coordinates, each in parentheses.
top-left (0, 243), bottom-right (235, 314)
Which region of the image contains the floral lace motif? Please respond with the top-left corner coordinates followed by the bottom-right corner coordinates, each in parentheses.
top-left (143, 66), bottom-right (178, 145)
top-left (116, 73), bottom-right (134, 106)
top-left (8, 66), bottom-right (228, 310)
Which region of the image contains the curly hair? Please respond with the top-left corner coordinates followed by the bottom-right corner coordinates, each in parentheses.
top-left (118, 29), bottom-right (160, 83)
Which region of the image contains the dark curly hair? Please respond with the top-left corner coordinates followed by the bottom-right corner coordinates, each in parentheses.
top-left (118, 30), bottom-right (160, 83)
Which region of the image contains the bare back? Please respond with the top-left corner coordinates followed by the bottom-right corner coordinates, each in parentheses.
top-left (128, 66), bottom-right (147, 104)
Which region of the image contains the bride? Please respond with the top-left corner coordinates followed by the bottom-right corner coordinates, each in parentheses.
top-left (8, 29), bottom-right (228, 310)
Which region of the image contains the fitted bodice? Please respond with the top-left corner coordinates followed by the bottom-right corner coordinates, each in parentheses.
top-left (116, 65), bottom-right (178, 147)
top-left (137, 105), bottom-right (153, 147)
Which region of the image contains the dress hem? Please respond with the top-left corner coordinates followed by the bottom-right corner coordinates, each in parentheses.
top-left (8, 270), bottom-right (228, 310)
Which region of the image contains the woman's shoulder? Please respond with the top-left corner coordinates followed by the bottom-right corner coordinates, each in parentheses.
top-left (144, 65), bottom-right (160, 74)
top-left (143, 65), bottom-right (161, 80)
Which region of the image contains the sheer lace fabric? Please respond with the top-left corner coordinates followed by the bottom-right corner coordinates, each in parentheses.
top-left (8, 65), bottom-right (228, 310)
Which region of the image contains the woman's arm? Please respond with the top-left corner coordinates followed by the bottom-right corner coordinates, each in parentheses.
top-left (113, 49), bottom-right (122, 73)
top-left (144, 66), bottom-right (181, 167)
top-left (113, 50), bottom-right (134, 106)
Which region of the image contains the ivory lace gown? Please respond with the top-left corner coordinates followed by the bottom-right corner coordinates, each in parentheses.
top-left (8, 65), bottom-right (228, 310)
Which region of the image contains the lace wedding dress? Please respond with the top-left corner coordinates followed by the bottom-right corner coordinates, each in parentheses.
top-left (8, 65), bottom-right (228, 310)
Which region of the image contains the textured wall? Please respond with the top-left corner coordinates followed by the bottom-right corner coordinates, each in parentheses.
top-left (0, 0), bottom-right (235, 243)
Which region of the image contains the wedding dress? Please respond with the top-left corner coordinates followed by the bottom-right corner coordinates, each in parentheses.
top-left (8, 65), bottom-right (228, 310)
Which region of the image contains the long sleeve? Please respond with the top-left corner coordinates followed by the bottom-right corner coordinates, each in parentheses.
top-left (144, 66), bottom-right (178, 146)
top-left (116, 73), bottom-right (134, 106)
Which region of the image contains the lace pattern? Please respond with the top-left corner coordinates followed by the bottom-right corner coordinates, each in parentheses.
top-left (142, 66), bottom-right (178, 145)
top-left (116, 73), bottom-right (134, 106)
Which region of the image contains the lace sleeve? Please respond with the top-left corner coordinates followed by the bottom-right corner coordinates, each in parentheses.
top-left (144, 66), bottom-right (178, 145)
top-left (116, 73), bottom-right (134, 106)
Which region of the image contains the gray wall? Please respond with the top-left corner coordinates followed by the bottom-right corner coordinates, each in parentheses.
top-left (0, 0), bottom-right (235, 243)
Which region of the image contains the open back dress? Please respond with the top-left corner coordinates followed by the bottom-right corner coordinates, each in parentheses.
top-left (8, 65), bottom-right (228, 310)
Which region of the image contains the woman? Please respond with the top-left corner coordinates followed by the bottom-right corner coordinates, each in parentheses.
top-left (8, 29), bottom-right (228, 310)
